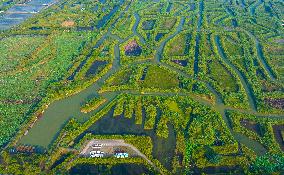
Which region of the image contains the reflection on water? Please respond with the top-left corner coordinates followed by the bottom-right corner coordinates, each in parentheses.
top-left (0, 0), bottom-right (57, 30)
top-left (155, 33), bottom-right (165, 41)
top-left (96, 0), bottom-right (124, 29)
top-left (70, 164), bottom-right (156, 175)
top-left (85, 60), bottom-right (108, 78)
top-left (4, 13), bottom-right (32, 19)
top-left (76, 107), bottom-right (176, 170)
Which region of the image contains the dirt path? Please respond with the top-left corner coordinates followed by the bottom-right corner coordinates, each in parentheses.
top-left (80, 139), bottom-right (162, 174)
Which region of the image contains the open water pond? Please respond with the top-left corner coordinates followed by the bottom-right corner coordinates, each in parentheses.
top-left (4, 13), bottom-right (32, 19)
top-left (240, 119), bottom-right (263, 137)
top-left (96, 0), bottom-right (124, 29)
top-left (232, 19), bottom-right (238, 27)
top-left (0, 0), bottom-right (57, 30)
top-left (85, 60), bottom-right (108, 78)
top-left (140, 67), bottom-right (148, 80)
top-left (155, 33), bottom-right (165, 41)
top-left (184, 33), bottom-right (191, 55)
top-left (7, 5), bottom-right (44, 13)
top-left (78, 107), bottom-right (176, 170)
top-left (0, 18), bottom-right (22, 29)
top-left (172, 60), bottom-right (188, 67)
top-left (27, 0), bottom-right (55, 5)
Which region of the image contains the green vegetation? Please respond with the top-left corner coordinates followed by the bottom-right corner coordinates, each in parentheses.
top-left (165, 32), bottom-right (190, 56)
top-left (81, 97), bottom-right (107, 113)
top-left (0, 0), bottom-right (283, 174)
top-left (250, 153), bottom-right (284, 174)
top-left (0, 31), bottom-right (92, 147)
top-left (141, 65), bottom-right (179, 89)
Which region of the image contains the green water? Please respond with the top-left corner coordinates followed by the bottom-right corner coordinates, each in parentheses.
top-left (82, 108), bottom-right (176, 170)
top-left (19, 5), bottom-right (270, 158)
top-left (19, 6), bottom-right (148, 148)
top-left (19, 41), bottom-right (121, 148)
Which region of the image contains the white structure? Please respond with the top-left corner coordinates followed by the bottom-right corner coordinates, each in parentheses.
top-left (114, 153), bottom-right (129, 158)
top-left (90, 150), bottom-right (104, 158)
top-left (92, 143), bottom-right (102, 149)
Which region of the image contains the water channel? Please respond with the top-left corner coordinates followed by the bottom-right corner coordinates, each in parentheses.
top-left (17, 0), bottom-right (273, 160)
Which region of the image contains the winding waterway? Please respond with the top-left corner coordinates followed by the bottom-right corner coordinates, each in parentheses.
top-left (18, 0), bottom-right (279, 158)
top-left (20, 42), bottom-right (121, 147)
top-left (215, 36), bottom-right (257, 111)
top-left (244, 30), bottom-right (276, 81)
top-left (250, 0), bottom-right (264, 16)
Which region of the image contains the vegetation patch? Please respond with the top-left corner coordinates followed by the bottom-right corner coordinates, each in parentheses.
top-left (142, 19), bottom-right (156, 30)
top-left (81, 97), bottom-right (107, 113)
top-left (158, 17), bottom-right (177, 30)
top-left (141, 65), bottom-right (179, 89)
top-left (264, 98), bottom-right (284, 110)
top-left (0, 0), bottom-right (283, 174)
top-left (124, 39), bottom-right (142, 57)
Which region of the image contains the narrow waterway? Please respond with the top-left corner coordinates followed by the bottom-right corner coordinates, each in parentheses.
top-left (197, 0), bottom-right (204, 31)
top-left (193, 34), bottom-right (200, 76)
top-left (218, 109), bottom-right (267, 156)
top-left (68, 33), bottom-right (110, 80)
top-left (166, 2), bottom-right (172, 13)
top-left (155, 17), bottom-right (185, 62)
top-left (20, 42), bottom-right (121, 148)
top-left (17, 2), bottom-right (280, 159)
top-left (233, 132), bottom-right (267, 156)
top-left (19, 0), bottom-right (141, 148)
top-left (245, 30), bottom-right (276, 81)
top-left (96, 4), bottom-right (120, 29)
top-left (192, 0), bottom-right (204, 76)
top-left (215, 35), bottom-right (257, 111)
top-left (240, 0), bottom-right (246, 9)
top-left (250, 0), bottom-right (263, 16)
top-left (133, 13), bottom-right (146, 45)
